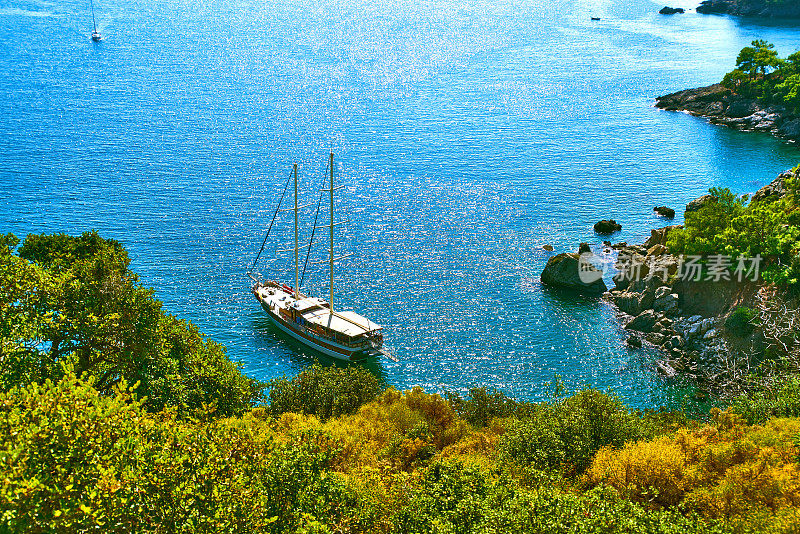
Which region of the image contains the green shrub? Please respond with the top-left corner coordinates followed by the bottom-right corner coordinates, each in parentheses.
top-left (500, 389), bottom-right (646, 475)
top-left (267, 364), bottom-right (383, 421)
top-left (392, 461), bottom-right (729, 534)
top-left (725, 306), bottom-right (758, 337)
top-left (1, 231), bottom-right (264, 416)
top-left (732, 377), bottom-right (800, 424)
top-left (445, 386), bottom-right (535, 427)
top-left (587, 411), bottom-right (800, 522)
top-left (0, 370), bottom-right (359, 533)
top-left (666, 185), bottom-right (800, 292)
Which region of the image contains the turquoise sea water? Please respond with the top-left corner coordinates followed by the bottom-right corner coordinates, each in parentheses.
top-left (2, 0), bottom-right (800, 407)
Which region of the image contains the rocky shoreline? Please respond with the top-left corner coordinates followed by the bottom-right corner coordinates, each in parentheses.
top-left (540, 167), bottom-right (798, 397)
top-left (607, 168), bottom-right (797, 396)
top-left (695, 0), bottom-right (800, 18)
top-left (655, 84), bottom-right (800, 143)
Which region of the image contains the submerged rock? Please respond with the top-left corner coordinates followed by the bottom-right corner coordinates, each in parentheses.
top-left (541, 253), bottom-right (608, 294)
top-left (542, 244), bottom-right (554, 251)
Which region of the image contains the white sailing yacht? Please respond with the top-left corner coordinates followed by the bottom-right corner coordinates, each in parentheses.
top-left (249, 153), bottom-right (389, 362)
top-left (90, 0), bottom-right (102, 41)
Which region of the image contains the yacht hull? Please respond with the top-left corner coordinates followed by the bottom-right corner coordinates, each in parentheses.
top-left (260, 301), bottom-right (376, 361)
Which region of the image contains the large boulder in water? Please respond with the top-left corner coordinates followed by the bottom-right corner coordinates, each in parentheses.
top-left (593, 219), bottom-right (622, 234)
top-left (653, 206), bottom-right (675, 218)
top-left (659, 6), bottom-right (685, 14)
top-left (541, 253), bottom-right (608, 294)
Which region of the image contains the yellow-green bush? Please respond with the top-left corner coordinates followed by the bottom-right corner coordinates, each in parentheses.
top-left (320, 387), bottom-right (467, 472)
top-left (0, 371), bottom-right (375, 533)
top-left (586, 408), bottom-right (800, 522)
top-left (586, 436), bottom-right (687, 507)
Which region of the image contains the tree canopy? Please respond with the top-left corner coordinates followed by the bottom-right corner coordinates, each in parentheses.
top-left (0, 230), bottom-right (263, 416)
top-left (722, 41), bottom-right (800, 113)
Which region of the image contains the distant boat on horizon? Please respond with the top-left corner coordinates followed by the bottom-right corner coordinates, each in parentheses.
top-left (90, 0), bottom-right (102, 41)
top-left (248, 153), bottom-right (394, 362)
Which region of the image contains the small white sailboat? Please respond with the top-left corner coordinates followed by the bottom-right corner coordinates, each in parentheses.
top-left (248, 153), bottom-right (392, 362)
top-left (90, 0), bottom-right (102, 41)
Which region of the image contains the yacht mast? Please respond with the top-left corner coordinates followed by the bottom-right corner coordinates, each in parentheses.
top-left (329, 152), bottom-right (334, 313)
top-left (293, 163), bottom-right (299, 302)
top-left (91, 0), bottom-right (97, 32)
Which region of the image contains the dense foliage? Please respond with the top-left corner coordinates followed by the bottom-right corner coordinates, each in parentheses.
top-left (0, 371), bottom-right (746, 534)
top-left (0, 371), bottom-right (353, 533)
top-left (666, 183), bottom-right (800, 291)
top-left (732, 376), bottom-right (800, 424)
top-left (266, 363), bottom-right (383, 421)
top-left (586, 408), bottom-right (800, 530)
top-left (0, 231), bottom-right (263, 416)
top-left (4, 368), bottom-right (800, 533)
top-left (2, 230), bottom-right (800, 532)
top-left (721, 41), bottom-right (800, 113)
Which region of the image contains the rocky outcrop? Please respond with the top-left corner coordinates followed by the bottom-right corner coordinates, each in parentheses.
top-left (626, 309), bottom-right (659, 332)
top-left (611, 167), bottom-right (796, 392)
top-left (751, 167), bottom-right (798, 202)
top-left (643, 225), bottom-right (682, 248)
top-left (685, 194), bottom-right (716, 214)
top-left (541, 252), bottom-right (608, 294)
top-left (696, 0), bottom-right (800, 18)
top-left (653, 206), bottom-right (675, 218)
top-left (594, 219), bottom-right (622, 234)
top-left (610, 239), bottom-right (761, 389)
top-left (655, 84), bottom-right (800, 143)
top-left (659, 6), bottom-right (685, 14)
top-left (696, 0), bottom-right (733, 14)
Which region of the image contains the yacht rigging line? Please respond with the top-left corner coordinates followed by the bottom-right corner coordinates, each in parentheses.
top-left (248, 169), bottom-right (294, 277)
top-left (300, 160), bottom-right (329, 288)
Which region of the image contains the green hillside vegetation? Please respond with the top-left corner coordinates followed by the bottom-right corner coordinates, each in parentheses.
top-left (0, 231), bottom-right (263, 416)
top-left (722, 41), bottom-right (800, 113)
top-left (666, 178), bottom-right (800, 292)
top-left (1, 232), bottom-right (800, 532)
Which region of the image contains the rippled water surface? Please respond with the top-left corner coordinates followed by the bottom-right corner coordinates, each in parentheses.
top-left (3, 0), bottom-right (800, 406)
